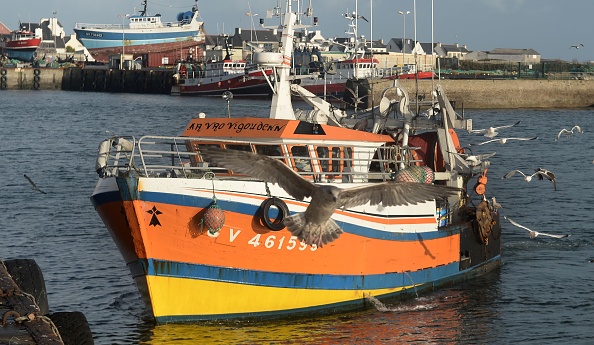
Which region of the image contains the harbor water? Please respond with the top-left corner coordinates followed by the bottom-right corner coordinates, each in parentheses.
top-left (0, 90), bottom-right (593, 344)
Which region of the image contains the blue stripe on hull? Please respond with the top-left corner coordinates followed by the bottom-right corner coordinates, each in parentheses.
top-left (74, 29), bottom-right (201, 49)
top-left (137, 190), bottom-right (451, 241)
top-left (147, 259), bottom-right (460, 290)
top-left (91, 187), bottom-right (451, 242)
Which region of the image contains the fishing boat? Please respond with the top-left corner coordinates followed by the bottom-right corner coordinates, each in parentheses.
top-left (91, 1), bottom-right (501, 323)
top-left (171, 37), bottom-right (273, 97)
top-left (384, 64), bottom-right (436, 80)
top-left (4, 28), bottom-right (42, 62)
top-left (73, 0), bottom-right (204, 60)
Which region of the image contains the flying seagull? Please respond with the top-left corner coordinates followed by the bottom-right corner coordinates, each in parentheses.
top-left (556, 125), bottom-right (583, 141)
top-left (570, 43), bottom-right (584, 49)
top-left (448, 150), bottom-right (496, 167)
top-left (199, 147), bottom-right (461, 247)
top-left (534, 167), bottom-right (557, 190)
top-left (23, 174), bottom-right (47, 194)
top-left (470, 136), bottom-right (538, 146)
top-left (468, 120), bottom-right (521, 138)
top-left (504, 216), bottom-right (570, 239)
top-left (502, 168), bottom-right (556, 190)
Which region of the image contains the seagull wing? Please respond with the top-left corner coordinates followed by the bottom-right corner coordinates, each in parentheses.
top-left (537, 231), bottom-right (570, 239)
top-left (502, 170), bottom-right (525, 179)
top-left (199, 146), bottom-right (316, 201)
top-left (338, 182), bottom-right (460, 209)
top-left (504, 216), bottom-right (534, 234)
top-left (492, 120), bottom-right (521, 130)
top-left (468, 128), bottom-right (488, 134)
top-left (572, 125), bottom-right (583, 133)
top-left (476, 151), bottom-right (497, 160)
top-left (23, 174), bottom-right (47, 194)
top-left (470, 138), bottom-right (498, 146)
top-left (556, 128), bottom-right (570, 140)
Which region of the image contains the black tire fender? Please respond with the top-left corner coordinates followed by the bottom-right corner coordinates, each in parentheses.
top-left (48, 311), bottom-right (94, 345)
top-left (0, 82), bottom-right (6, 90)
top-left (260, 197), bottom-right (289, 231)
top-left (0, 69), bottom-right (7, 75)
top-left (33, 82), bottom-right (40, 90)
top-left (34, 68), bottom-right (41, 75)
top-left (2, 259), bottom-right (49, 314)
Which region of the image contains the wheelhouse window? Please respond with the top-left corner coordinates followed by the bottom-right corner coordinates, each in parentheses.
top-left (315, 146), bottom-right (353, 181)
top-left (289, 145), bottom-right (312, 175)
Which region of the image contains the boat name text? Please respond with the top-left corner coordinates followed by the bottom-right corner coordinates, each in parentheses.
top-left (187, 121), bottom-right (286, 133)
top-left (227, 228), bottom-right (317, 251)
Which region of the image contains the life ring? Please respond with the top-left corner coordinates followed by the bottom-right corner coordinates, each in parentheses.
top-left (33, 82), bottom-right (40, 90)
top-left (260, 197), bottom-right (289, 231)
top-left (1, 69), bottom-right (7, 75)
top-left (34, 68), bottom-right (41, 76)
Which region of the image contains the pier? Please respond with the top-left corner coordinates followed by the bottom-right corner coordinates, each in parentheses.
top-left (0, 67), bottom-right (173, 94)
top-left (1, 67), bottom-right (593, 108)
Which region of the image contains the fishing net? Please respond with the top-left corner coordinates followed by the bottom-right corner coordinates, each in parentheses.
top-left (394, 165), bottom-right (434, 184)
top-left (202, 200), bottom-right (225, 236)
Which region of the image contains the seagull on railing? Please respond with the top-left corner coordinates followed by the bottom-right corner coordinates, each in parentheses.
top-left (556, 125), bottom-right (583, 141)
top-left (491, 197), bottom-right (502, 210)
top-left (468, 120), bottom-right (521, 138)
top-left (502, 168), bottom-right (556, 190)
top-left (470, 136), bottom-right (538, 146)
top-left (504, 216), bottom-right (570, 239)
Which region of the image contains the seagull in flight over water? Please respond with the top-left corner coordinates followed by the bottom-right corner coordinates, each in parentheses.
top-left (502, 168), bottom-right (556, 190)
top-left (556, 125), bottom-right (583, 141)
top-left (504, 216), bottom-right (570, 239)
top-left (23, 174), bottom-right (47, 194)
top-left (468, 120), bottom-right (521, 138)
top-left (470, 136), bottom-right (538, 146)
top-left (570, 44), bottom-right (584, 49)
top-left (199, 147), bottom-right (461, 247)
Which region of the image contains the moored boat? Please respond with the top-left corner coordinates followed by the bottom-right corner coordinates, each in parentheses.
top-left (4, 29), bottom-right (42, 62)
top-left (74, 0), bottom-right (204, 61)
top-left (172, 37), bottom-right (274, 97)
top-left (91, 1), bottom-right (501, 323)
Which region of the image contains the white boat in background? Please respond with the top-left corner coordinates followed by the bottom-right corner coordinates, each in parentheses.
top-left (91, 0), bottom-right (502, 323)
top-left (74, 0), bottom-right (204, 61)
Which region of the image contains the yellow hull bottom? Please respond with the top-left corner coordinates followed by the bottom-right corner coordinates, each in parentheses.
top-left (145, 275), bottom-right (411, 322)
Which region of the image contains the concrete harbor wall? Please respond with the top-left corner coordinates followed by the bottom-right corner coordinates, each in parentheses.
top-left (0, 67), bottom-right (173, 94)
top-left (0, 67), bottom-right (63, 90)
top-left (369, 78), bottom-right (594, 109)
top-left (1, 67), bottom-right (593, 108)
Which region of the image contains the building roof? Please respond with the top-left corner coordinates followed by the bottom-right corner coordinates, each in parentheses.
top-left (488, 48), bottom-right (540, 55)
top-left (0, 21), bottom-right (11, 35)
top-left (231, 27), bottom-right (279, 47)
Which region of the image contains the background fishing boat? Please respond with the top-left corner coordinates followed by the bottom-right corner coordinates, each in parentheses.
top-left (4, 28), bottom-right (42, 62)
top-left (73, 0), bottom-right (205, 62)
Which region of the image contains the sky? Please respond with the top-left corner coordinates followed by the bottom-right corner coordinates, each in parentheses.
top-left (1, 0), bottom-right (592, 62)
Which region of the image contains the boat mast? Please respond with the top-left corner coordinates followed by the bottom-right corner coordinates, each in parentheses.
top-left (265, 0), bottom-right (301, 119)
top-left (139, 0), bottom-right (147, 16)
